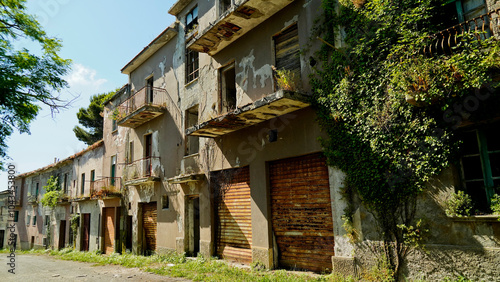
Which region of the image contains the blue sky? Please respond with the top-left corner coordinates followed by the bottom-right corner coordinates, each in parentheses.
top-left (0, 0), bottom-right (177, 190)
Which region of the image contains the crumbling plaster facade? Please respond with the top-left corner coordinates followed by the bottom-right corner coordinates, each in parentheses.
top-left (8, 0), bottom-right (500, 280)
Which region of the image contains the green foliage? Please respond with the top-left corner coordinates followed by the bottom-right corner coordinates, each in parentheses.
top-left (490, 194), bottom-right (500, 218)
top-left (445, 190), bottom-right (472, 217)
top-left (0, 0), bottom-right (71, 169)
top-left (397, 219), bottom-right (428, 248)
top-left (17, 249), bottom-right (332, 281)
top-left (73, 91), bottom-right (115, 145)
top-left (272, 66), bottom-right (302, 91)
top-left (70, 213), bottom-right (80, 238)
top-left (310, 0), bottom-right (500, 279)
top-left (40, 176), bottom-right (61, 208)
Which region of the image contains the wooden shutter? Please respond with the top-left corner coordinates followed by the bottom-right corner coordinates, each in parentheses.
top-left (274, 24), bottom-right (300, 73)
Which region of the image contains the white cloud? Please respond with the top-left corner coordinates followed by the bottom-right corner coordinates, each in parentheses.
top-left (66, 63), bottom-right (107, 89)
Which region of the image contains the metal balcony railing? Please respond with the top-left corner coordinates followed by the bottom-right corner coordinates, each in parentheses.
top-left (124, 157), bottom-right (161, 181)
top-left (115, 86), bottom-right (167, 120)
top-left (90, 177), bottom-right (122, 199)
top-left (424, 8), bottom-right (500, 56)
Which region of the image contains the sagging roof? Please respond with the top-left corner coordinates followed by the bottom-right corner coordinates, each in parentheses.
top-left (15, 140), bottom-right (104, 179)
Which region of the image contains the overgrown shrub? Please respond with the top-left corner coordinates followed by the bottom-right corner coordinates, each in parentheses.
top-left (445, 190), bottom-right (472, 217)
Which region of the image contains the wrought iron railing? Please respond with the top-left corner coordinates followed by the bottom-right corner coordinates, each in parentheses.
top-left (115, 86), bottom-right (167, 120)
top-left (424, 8), bottom-right (500, 56)
top-left (124, 157), bottom-right (161, 181)
top-left (90, 177), bottom-right (122, 199)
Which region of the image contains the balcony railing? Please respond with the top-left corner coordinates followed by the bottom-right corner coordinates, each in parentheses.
top-left (27, 194), bottom-right (38, 205)
top-left (90, 177), bottom-right (122, 199)
top-left (424, 8), bottom-right (500, 56)
top-left (124, 157), bottom-right (161, 183)
top-left (115, 86), bottom-right (168, 128)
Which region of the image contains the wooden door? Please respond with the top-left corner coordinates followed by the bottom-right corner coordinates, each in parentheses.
top-left (270, 153), bottom-right (335, 272)
top-left (82, 213), bottom-right (90, 251)
top-left (213, 167), bottom-right (252, 263)
top-left (103, 207), bottom-right (116, 254)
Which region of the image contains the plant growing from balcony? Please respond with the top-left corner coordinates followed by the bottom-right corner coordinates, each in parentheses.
top-left (445, 190), bottom-right (472, 217)
top-left (491, 194), bottom-right (500, 220)
top-left (40, 176), bottom-right (62, 208)
top-left (271, 66), bottom-right (302, 92)
top-left (310, 0), bottom-right (500, 279)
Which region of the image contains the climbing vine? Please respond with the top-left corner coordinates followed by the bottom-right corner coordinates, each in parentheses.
top-left (310, 0), bottom-right (500, 279)
top-left (40, 176), bottom-right (62, 208)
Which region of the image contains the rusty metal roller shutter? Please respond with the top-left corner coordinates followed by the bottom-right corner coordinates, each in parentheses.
top-left (143, 202), bottom-right (157, 252)
top-left (215, 166), bottom-right (252, 263)
top-left (103, 207), bottom-right (115, 254)
top-left (270, 153), bottom-right (335, 272)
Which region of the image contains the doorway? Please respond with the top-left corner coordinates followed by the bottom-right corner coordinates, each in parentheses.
top-left (58, 220), bottom-right (66, 249)
top-left (186, 195), bottom-right (200, 256)
top-left (81, 213), bottom-right (90, 251)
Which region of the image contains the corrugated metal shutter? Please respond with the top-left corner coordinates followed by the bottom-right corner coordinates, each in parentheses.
top-left (103, 207), bottom-right (115, 254)
top-left (142, 202), bottom-right (157, 252)
top-left (214, 167), bottom-right (252, 263)
top-left (270, 153), bottom-right (334, 272)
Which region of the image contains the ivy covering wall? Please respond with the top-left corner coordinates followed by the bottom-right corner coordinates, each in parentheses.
top-left (310, 0), bottom-right (500, 278)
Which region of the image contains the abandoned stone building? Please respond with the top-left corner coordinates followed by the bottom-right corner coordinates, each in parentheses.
top-left (11, 0), bottom-right (500, 280)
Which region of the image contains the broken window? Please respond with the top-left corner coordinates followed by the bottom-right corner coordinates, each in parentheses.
top-left (33, 216), bottom-right (36, 226)
top-left (273, 23), bottom-right (301, 91)
top-left (186, 48), bottom-right (199, 83)
top-left (186, 6), bottom-right (198, 33)
top-left (14, 211), bottom-right (19, 222)
top-left (110, 155), bottom-right (117, 186)
top-left (35, 182), bottom-right (39, 196)
top-left (81, 173), bottom-right (85, 195)
top-left (63, 173), bottom-right (68, 194)
top-left (460, 123), bottom-right (500, 213)
top-left (220, 63), bottom-right (236, 113)
top-left (162, 195), bottom-right (170, 210)
top-left (221, 0), bottom-right (232, 15)
top-left (45, 215), bottom-right (50, 226)
top-left (146, 76), bottom-right (154, 103)
top-left (185, 105), bottom-right (199, 156)
top-left (128, 141), bottom-right (134, 164)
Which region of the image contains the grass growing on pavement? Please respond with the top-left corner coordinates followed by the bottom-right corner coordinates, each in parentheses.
top-left (7, 248), bottom-right (350, 281)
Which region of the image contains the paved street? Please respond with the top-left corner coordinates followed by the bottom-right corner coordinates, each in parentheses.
top-left (0, 254), bottom-right (190, 281)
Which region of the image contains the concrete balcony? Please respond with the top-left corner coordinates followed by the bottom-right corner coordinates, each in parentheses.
top-left (187, 0), bottom-right (295, 55)
top-left (116, 86), bottom-right (168, 128)
top-left (123, 157), bottom-right (161, 186)
top-left (186, 90), bottom-right (309, 138)
top-left (90, 177), bottom-right (122, 199)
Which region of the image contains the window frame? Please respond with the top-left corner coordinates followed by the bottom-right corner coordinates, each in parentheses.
top-left (186, 5), bottom-right (198, 33)
top-left (459, 124), bottom-right (500, 212)
top-left (185, 105), bottom-right (200, 156)
top-left (186, 48), bottom-right (199, 84)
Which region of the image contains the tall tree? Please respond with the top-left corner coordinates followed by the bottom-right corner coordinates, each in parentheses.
top-left (73, 91), bottom-right (114, 145)
top-left (0, 0), bottom-right (71, 169)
